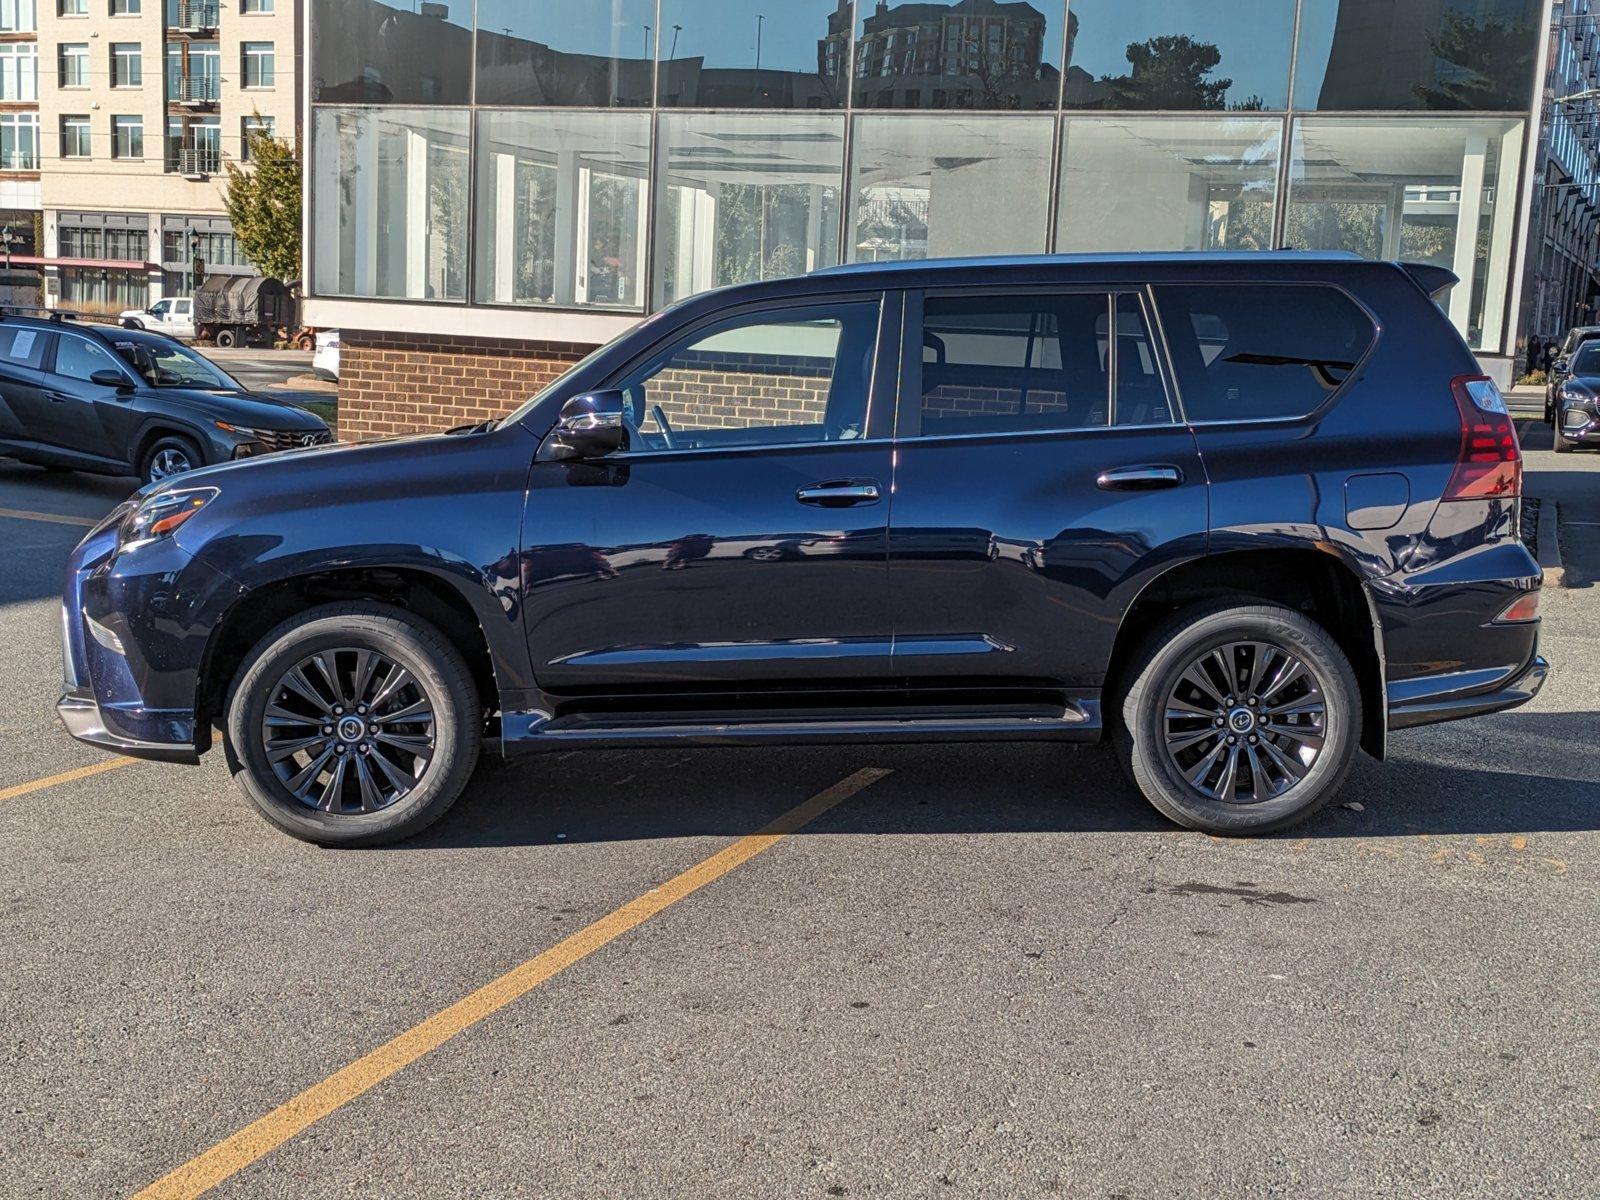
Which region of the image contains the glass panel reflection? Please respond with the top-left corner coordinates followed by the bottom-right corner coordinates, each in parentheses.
top-left (852, 0), bottom-right (1063, 110)
top-left (311, 0), bottom-right (472, 105)
top-left (1294, 0), bottom-right (1542, 111)
top-left (1056, 116), bottom-right (1282, 252)
top-left (653, 113), bottom-right (846, 308)
top-left (1287, 117), bottom-right (1526, 350)
top-left (848, 114), bottom-right (1053, 260)
top-left (311, 107), bottom-right (470, 301)
top-left (1061, 0), bottom-right (1294, 111)
top-left (474, 111), bottom-right (651, 311)
top-left (475, 0), bottom-right (655, 107)
top-left (658, 0), bottom-right (851, 108)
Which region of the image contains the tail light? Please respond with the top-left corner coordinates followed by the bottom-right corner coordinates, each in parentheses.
top-left (1444, 375), bottom-right (1521, 501)
top-left (1493, 592), bottom-right (1541, 624)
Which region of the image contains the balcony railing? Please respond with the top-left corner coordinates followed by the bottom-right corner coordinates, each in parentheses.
top-left (173, 1), bottom-right (218, 30)
top-left (174, 74), bottom-right (220, 103)
top-left (169, 146), bottom-right (220, 176)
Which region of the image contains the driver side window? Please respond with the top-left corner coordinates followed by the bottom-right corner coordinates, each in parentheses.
top-left (615, 300), bottom-right (879, 453)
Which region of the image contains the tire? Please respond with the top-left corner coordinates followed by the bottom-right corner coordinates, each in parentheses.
top-left (1553, 417), bottom-right (1573, 453)
top-left (295, 332), bottom-right (315, 352)
top-left (139, 434), bottom-right (204, 485)
top-left (226, 603), bottom-right (481, 847)
top-left (215, 327), bottom-right (239, 348)
top-left (1115, 601), bottom-right (1361, 836)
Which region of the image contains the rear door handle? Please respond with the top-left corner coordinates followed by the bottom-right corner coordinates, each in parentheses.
top-left (796, 479), bottom-right (882, 507)
top-left (1096, 464), bottom-right (1184, 491)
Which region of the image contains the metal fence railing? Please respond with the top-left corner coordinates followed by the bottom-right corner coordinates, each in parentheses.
top-left (170, 146), bottom-right (220, 175)
top-left (173, 1), bottom-right (218, 29)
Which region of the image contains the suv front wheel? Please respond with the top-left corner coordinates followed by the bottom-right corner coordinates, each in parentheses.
top-left (1117, 602), bottom-right (1361, 835)
top-left (226, 603), bottom-right (481, 846)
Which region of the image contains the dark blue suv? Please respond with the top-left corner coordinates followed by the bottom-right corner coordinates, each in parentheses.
top-left (58, 253), bottom-right (1546, 845)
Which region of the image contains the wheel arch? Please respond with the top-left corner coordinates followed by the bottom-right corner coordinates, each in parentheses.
top-left (1104, 546), bottom-right (1387, 760)
top-left (132, 420), bottom-right (211, 471)
top-left (196, 565), bottom-right (502, 740)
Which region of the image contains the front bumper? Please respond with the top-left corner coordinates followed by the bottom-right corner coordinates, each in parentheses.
top-left (56, 506), bottom-right (241, 764)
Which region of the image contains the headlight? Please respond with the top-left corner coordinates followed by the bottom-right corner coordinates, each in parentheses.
top-left (215, 421), bottom-right (267, 439)
top-left (1558, 381), bottom-right (1594, 402)
top-left (117, 487), bottom-right (218, 551)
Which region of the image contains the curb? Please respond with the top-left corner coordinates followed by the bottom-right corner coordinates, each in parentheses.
top-left (1536, 496), bottom-right (1566, 588)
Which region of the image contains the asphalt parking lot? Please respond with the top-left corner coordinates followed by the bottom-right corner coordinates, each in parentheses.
top-left (0, 446), bottom-right (1596, 1199)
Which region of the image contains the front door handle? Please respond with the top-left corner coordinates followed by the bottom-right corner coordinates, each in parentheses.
top-left (796, 479), bottom-right (882, 507)
top-left (1096, 464), bottom-right (1184, 491)
top-left (46, 391), bottom-right (70, 404)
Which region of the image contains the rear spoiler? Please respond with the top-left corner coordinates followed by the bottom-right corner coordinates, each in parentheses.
top-left (1400, 262), bottom-right (1458, 301)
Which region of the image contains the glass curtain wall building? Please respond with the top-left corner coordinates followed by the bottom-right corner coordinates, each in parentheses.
top-left (305, 0), bottom-right (1550, 373)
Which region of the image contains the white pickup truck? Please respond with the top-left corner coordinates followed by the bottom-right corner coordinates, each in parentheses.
top-left (119, 296), bottom-right (195, 340)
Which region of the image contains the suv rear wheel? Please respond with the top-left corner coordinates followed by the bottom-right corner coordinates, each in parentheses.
top-left (1117, 602), bottom-right (1361, 835)
top-left (226, 603), bottom-right (481, 846)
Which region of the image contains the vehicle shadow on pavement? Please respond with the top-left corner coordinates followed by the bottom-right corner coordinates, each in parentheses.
top-left (403, 717), bottom-right (1600, 852)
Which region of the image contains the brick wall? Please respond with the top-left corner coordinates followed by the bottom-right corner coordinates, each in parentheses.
top-left (338, 330), bottom-right (597, 442)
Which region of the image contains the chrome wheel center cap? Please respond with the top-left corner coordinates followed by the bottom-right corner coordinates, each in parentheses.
top-left (336, 716), bottom-right (366, 743)
top-left (1227, 707), bottom-right (1256, 734)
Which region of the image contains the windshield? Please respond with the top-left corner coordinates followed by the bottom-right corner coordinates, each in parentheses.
top-left (111, 338), bottom-right (239, 390)
top-left (1571, 343), bottom-right (1600, 375)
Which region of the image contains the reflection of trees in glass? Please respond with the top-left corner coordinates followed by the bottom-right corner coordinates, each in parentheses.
top-left (513, 163), bottom-right (557, 302)
top-left (853, 188), bottom-right (930, 261)
top-left (427, 143), bottom-right (467, 300)
top-left (587, 174), bottom-right (639, 304)
top-left (1413, 12), bottom-right (1535, 111)
top-left (714, 185), bottom-right (826, 285)
top-left (1098, 35), bottom-right (1234, 110)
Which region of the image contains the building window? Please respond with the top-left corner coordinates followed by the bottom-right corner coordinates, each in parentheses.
top-left (854, 0), bottom-right (1063, 110)
top-left (1060, 0), bottom-right (1295, 111)
top-left (653, 112), bottom-right (845, 308)
top-left (311, 0), bottom-right (470, 104)
top-left (1295, 0), bottom-right (1543, 111)
top-left (162, 227), bottom-right (240, 268)
top-left (474, 0), bottom-right (654, 107)
top-left (241, 40), bottom-right (273, 88)
top-left (112, 114), bottom-right (143, 159)
top-left (311, 106), bottom-right (470, 301)
top-left (57, 0), bottom-right (85, 14)
top-left (1286, 116), bottom-right (1526, 351)
top-left (0, 0), bottom-right (37, 33)
top-left (240, 0), bottom-right (272, 11)
top-left (1056, 116), bottom-right (1283, 253)
top-left (58, 43), bottom-right (88, 87)
top-left (0, 42), bottom-right (37, 102)
top-left (473, 110), bottom-right (650, 310)
top-left (166, 115), bottom-right (219, 173)
top-left (0, 112), bottom-right (37, 170)
top-left (59, 267), bottom-right (147, 311)
top-left (110, 0), bottom-right (139, 13)
top-left (60, 114), bottom-right (90, 158)
top-left (111, 42), bottom-right (142, 88)
top-left (848, 114), bottom-right (1054, 261)
top-left (241, 114), bottom-right (274, 159)
top-left (168, 40), bottom-right (219, 102)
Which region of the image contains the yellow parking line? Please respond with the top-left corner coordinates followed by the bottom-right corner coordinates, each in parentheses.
top-left (0, 506), bottom-right (98, 528)
top-left (0, 757), bottom-right (134, 802)
top-left (131, 765), bottom-right (893, 1200)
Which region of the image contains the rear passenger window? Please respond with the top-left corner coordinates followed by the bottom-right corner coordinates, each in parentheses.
top-left (915, 293), bottom-right (1112, 436)
top-left (0, 327), bottom-right (44, 369)
top-left (1155, 284), bottom-right (1376, 422)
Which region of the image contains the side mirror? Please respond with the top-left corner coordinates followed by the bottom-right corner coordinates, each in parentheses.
top-left (538, 390), bottom-right (626, 462)
top-left (1555, 357), bottom-right (1570, 374)
top-left (90, 369), bottom-right (133, 391)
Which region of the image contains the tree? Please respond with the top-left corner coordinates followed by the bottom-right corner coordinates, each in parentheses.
top-left (1413, 12), bottom-right (1536, 111)
top-left (222, 126), bottom-right (302, 282)
top-left (1098, 35), bottom-right (1232, 110)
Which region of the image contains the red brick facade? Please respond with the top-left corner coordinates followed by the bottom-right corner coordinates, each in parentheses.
top-left (337, 330), bottom-right (597, 442)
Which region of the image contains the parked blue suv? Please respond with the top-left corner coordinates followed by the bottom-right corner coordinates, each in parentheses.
top-left (58, 253), bottom-right (1546, 845)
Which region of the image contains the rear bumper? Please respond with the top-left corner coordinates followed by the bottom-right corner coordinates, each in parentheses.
top-left (1387, 653), bottom-right (1549, 731)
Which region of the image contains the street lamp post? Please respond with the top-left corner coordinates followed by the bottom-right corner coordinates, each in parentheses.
top-left (756, 13), bottom-right (764, 71)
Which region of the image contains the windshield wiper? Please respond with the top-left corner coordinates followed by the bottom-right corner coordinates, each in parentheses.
top-left (446, 418), bottom-right (498, 435)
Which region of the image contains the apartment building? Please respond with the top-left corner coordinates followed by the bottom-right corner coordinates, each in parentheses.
top-left (0, 0), bottom-right (299, 314)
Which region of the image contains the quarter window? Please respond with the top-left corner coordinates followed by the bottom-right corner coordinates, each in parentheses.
top-left (613, 301), bottom-right (880, 453)
top-left (1155, 284), bottom-right (1377, 422)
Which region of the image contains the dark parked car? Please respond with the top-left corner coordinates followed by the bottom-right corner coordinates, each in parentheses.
top-left (58, 253), bottom-right (1546, 846)
top-left (1546, 337), bottom-right (1600, 452)
top-left (0, 312), bottom-right (331, 485)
